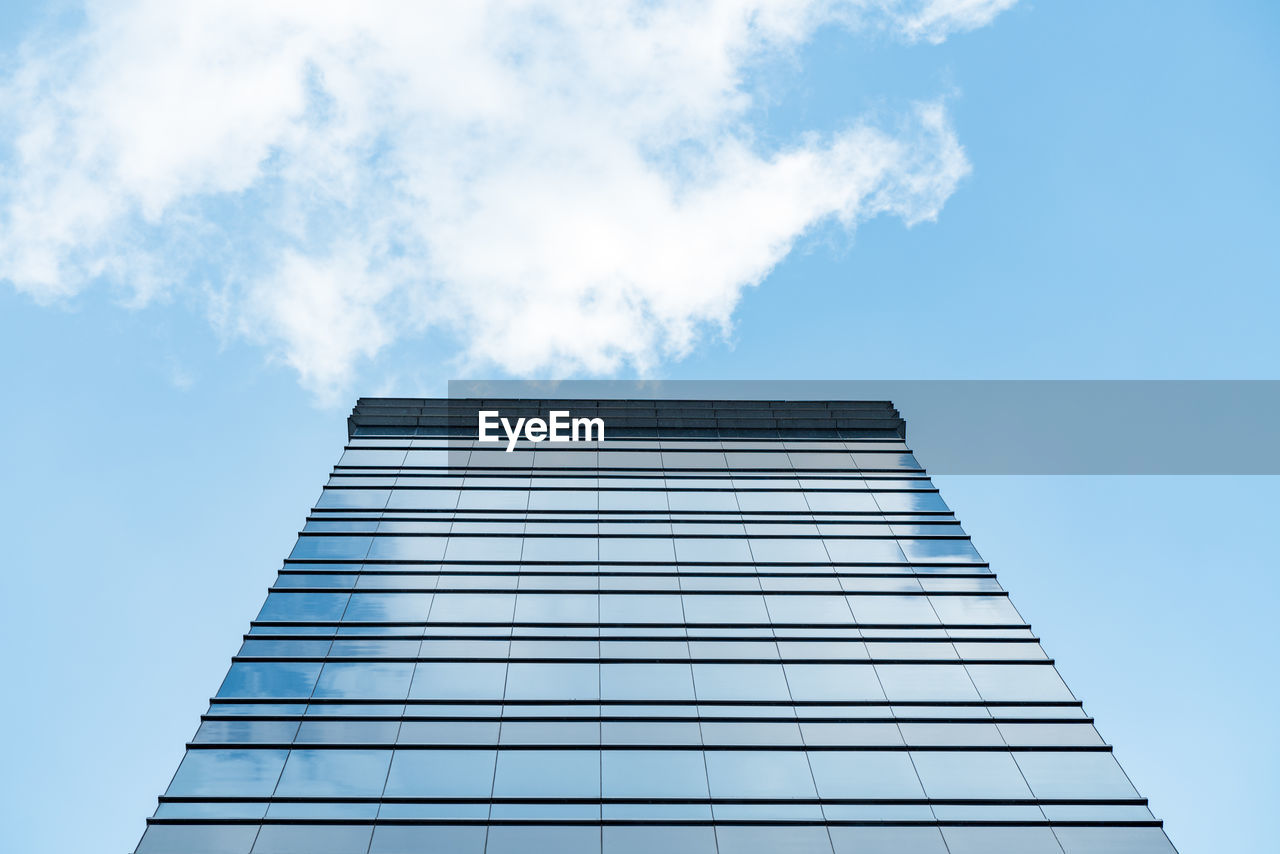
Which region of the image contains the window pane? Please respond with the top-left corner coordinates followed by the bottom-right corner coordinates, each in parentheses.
top-left (342, 593), bottom-right (432, 621)
top-left (928, 595), bottom-right (1020, 624)
top-left (514, 593), bottom-right (598, 622)
top-left (715, 825), bottom-right (833, 854)
top-left (257, 593), bottom-right (350, 621)
top-left (136, 825), bottom-right (261, 854)
top-left (368, 826), bottom-right (487, 854)
top-left (428, 593), bottom-right (515, 622)
top-left (876, 664), bottom-right (980, 701)
top-left (603, 826), bottom-right (718, 854)
top-left (784, 664), bottom-right (885, 701)
top-left (485, 826), bottom-right (601, 854)
top-left (603, 750), bottom-right (709, 798)
top-left (1052, 827), bottom-right (1177, 854)
top-left (911, 751), bottom-right (1031, 798)
top-left (828, 827), bottom-right (948, 854)
top-left (601, 663), bottom-right (695, 700)
top-left (765, 595), bottom-right (852, 624)
top-left (493, 750), bottom-right (601, 797)
top-left (940, 827), bottom-right (1063, 854)
top-left (289, 536), bottom-right (371, 559)
top-left (705, 751), bottom-right (816, 798)
top-left (274, 749), bottom-right (391, 797)
top-left (166, 749), bottom-right (287, 797)
top-left (808, 750), bottom-right (923, 797)
top-left (846, 595), bottom-right (938, 624)
top-left (217, 662), bottom-right (321, 698)
top-left (693, 663), bottom-right (791, 700)
top-left (193, 720), bottom-right (300, 744)
top-left (1014, 751), bottom-right (1138, 798)
top-left (749, 539), bottom-right (830, 563)
top-left (600, 594), bottom-right (684, 623)
top-left (312, 661), bottom-right (415, 699)
top-left (967, 664), bottom-right (1074, 701)
top-left (250, 825), bottom-right (372, 854)
top-left (505, 663), bottom-right (599, 700)
top-left (383, 749), bottom-right (496, 797)
top-left (683, 595), bottom-right (769, 624)
top-left (409, 662), bottom-right (507, 699)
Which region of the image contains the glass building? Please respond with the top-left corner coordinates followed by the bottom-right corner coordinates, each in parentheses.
top-left (135, 398), bottom-right (1176, 854)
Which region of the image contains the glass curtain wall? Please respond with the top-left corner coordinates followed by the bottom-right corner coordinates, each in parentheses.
top-left (135, 398), bottom-right (1175, 854)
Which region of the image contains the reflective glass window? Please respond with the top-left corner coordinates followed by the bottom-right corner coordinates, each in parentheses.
top-left (1052, 827), bottom-right (1177, 854)
top-left (492, 749), bottom-right (601, 797)
top-left (397, 720), bottom-right (500, 744)
top-left (682, 594), bottom-right (769, 623)
top-left (136, 825), bottom-right (261, 854)
top-left (514, 593), bottom-right (598, 622)
top-left (428, 593), bottom-right (515, 622)
top-left (312, 661), bottom-right (415, 699)
top-left (929, 595), bottom-right (1021, 624)
top-left (808, 750), bottom-right (924, 797)
top-left (600, 593), bottom-right (684, 623)
top-left (737, 491), bottom-right (811, 511)
top-left (967, 663), bottom-right (1074, 701)
top-left (603, 749), bottom-right (709, 798)
top-left (823, 539), bottom-right (907, 563)
top-left (940, 827), bottom-right (1063, 854)
top-left (600, 537), bottom-right (676, 561)
top-left (911, 750), bottom-right (1032, 798)
top-left (603, 826), bottom-right (718, 854)
top-left (294, 720), bottom-right (399, 744)
top-left (443, 536), bottom-right (523, 560)
top-left (522, 537), bottom-right (599, 561)
top-left (274, 748), bottom-right (391, 797)
top-left (505, 663), bottom-right (599, 700)
top-left (368, 826), bottom-right (487, 854)
top-left (385, 489), bottom-right (459, 509)
top-left (193, 720), bottom-right (300, 744)
top-left (601, 663), bottom-right (695, 700)
top-left (876, 664), bottom-right (980, 701)
top-left (693, 663), bottom-right (791, 700)
top-left (846, 594), bottom-right (938, 624)
top-left (1014, 751), bottom-right (1138, 798)
top-left (366, 536), bottom-right (447, 561)
top-left (715, 826), bottom-right (833, 854)
top-left (704, 750), bottom-right (817, 798)
top-left (899, 538), bottom-right (984, 563)
top-left (784, 664), bottom-right (885, 701)
top-left (485, 826), bottom-right (601, 854)
top-left (828, 827), bottom-right (948, 854)
top-left (257, 592), bottom-right (349, 621)
top-left (383, 749), bottom-right (497, 797)
top-left (804, 492), bottom-right (879, 512)
top-left (165, 749), bottom-right (288, 797)
top-left (409, 662), bottom-right (507, 699)
top-left (341, 592), bottom-right (432, 621)
top-left (217, 662), bottom-right (321, 698)
top-left (872, 492), bottom-right (949, 512)
top-left (765, 595), bottom-right (852, 623)
top-left (316, 488), bottom-right (391, 509)
top-left (288, 536), bottom-right (371, 559)
top-left (250, 824), bottom-right (373, 854)
top-left (749, 539), bottom-right (830, 563)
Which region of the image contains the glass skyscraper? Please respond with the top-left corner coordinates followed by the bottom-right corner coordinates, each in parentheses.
top-left (135, 397), bottom-right (1176, 854)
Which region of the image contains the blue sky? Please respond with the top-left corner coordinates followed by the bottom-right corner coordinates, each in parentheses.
top-left (1, 2), bottom-right (1277, 852)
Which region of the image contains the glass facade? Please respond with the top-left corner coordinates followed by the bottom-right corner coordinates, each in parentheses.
top-left (136, 398), bottom-right (1176, 853)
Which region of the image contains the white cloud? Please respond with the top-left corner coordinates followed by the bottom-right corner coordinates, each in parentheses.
top-left (0, 0), bottom-right (1015, 401)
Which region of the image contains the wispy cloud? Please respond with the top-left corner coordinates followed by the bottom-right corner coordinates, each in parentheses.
top-left (0, 1), bottom-right (1016, 402)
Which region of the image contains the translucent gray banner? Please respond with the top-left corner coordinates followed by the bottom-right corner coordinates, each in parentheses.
top-left (446, 380), bottom-right (1280, 474)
